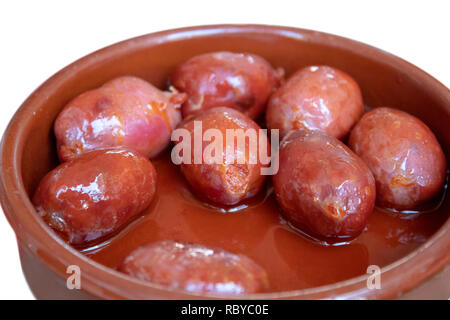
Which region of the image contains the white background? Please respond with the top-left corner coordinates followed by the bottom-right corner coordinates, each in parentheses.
top-left (0, 0), bottom-right (448, 299)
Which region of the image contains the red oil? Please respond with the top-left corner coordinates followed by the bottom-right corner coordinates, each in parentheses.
top-left (82, 152), bottom-right (449, 292)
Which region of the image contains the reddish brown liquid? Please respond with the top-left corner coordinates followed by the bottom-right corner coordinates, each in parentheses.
top-left (82, 152), bottom-right (448, 292)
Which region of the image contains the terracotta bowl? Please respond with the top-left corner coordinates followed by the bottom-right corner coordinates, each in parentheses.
top-left (0, 25), bottom-right (449, 300)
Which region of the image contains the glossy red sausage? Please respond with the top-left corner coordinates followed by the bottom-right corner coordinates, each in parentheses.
top-left (266, 65), bottom-right (364, 139)
top-left (170, 51), bottom-right (284, 119)
top-left (119, 240), bottom-right (270, 294)
top-left (55, 76), bottom-right (186, 162)
top-left (173, 107), bottom-right (269, 206)
top-left (32, 148), bottom-right (157, 245)
top-left (349, 107), bottom-right (447, 210)
top-left (273, 130), bottom-right (376, 241)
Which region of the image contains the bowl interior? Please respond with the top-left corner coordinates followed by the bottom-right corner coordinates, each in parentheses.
top-left (21, 27), bottom-right (450, 196)
top-left (4, 25), bottom-right (450, 299)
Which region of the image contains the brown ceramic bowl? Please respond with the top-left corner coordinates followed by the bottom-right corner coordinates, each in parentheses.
top-left (0, 25), bottom-right (449, 299)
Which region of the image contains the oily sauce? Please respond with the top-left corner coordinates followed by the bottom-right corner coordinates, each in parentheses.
top-left (82, 151), bottom-right (448, 292)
